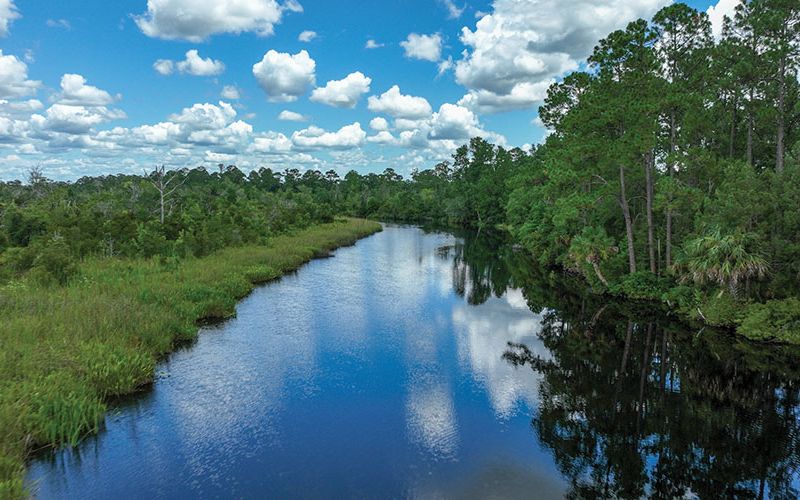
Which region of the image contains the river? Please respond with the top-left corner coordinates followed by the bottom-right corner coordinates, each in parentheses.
top-left (25, 225), bottom-right (800, 498)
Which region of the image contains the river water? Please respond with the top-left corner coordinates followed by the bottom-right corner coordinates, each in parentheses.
top-left (25, 225), bottom-right (800, 498)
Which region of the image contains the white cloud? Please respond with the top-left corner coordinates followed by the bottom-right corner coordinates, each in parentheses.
top-left (252, 49), bottom-right (316, 102)
top-left (291, 122), bottom-right (366, 150)
top-left (153, 59), bottom-right (174, 75)
top-left (437, 56), bottom-right (454, 76)
top-left (221, 85), bottom-right (240, 99)
top-left (0, 0), bottom-right (19, 37)
top-left (278, 110), bottom-right (307, 121)
top-left (176, 49), bottom-right (225, 76)
top-left (310, 71), bottom-right (371, 108)
top-left (248, 131), bottom-right (292, 153)
top-left (169, 101), bottom-right (237, 130)
top-left (458, 80), bottom-right (552, 114)
top-left (283, 0), bottom-right (303, 13)
top-left (56, 74), bottom-right (117, 106)
top-left (365, 39), bottom-right (384, 49)
top-left (135, 0), bottom-right (297, 41)
top-left (298, 30), bottom-right (317, 42)
top-left (707, 0), bottom-right (738, 41)
top-left (38, 104), bottom-right (126, 134)
top-left (0, 50), bottom-right (41, 98)
top-left (438, 0), bottom-right (465, 19)
top-left (0, 98), bottom-right (42, 114)
top-left (455, 0), bottom-right (668, 112)
top-left (46, 18), bottom-right (71, 30)
top-left (154, 50), bottom-right (225, 76)
top-left (401, 33), bottom-right (443, 62)
top-left (429, 103), bottom-right (480, 140)
top-left (369, 116), bottom-right (389, 131)
top-left (367, 85), bottom-right (432, 119)
top-left (367, 130), bottom-right (395, 144)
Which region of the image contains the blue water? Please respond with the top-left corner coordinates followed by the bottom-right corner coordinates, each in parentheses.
top-left (26, 226), bottom-right (565, 498)
top-left (25, 225), bottom-right (800, 499)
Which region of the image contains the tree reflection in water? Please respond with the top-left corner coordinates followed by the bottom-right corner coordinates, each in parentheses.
top-left (446, 229), bottom-right (800, 499)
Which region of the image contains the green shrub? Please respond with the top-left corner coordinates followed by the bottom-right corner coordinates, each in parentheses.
top-left (613, 271), bottom-right (671, 300)
top-left (739, 298), bottom-right (800, 344)
top-left (29, 238), bottom-right (79, 286)
top-left (697, 293), bottom-right (743, 327)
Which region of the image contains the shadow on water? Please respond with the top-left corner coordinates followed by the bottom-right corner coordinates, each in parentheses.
top-left (455, 230), bottom-right (800, 499)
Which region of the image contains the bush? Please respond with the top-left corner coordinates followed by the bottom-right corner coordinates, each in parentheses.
top-left (613, 271), bottom-right (671, 300)
top-left (29, 237), bottom-right (78, 286)
top-left (739, 298), bottom-right (800, 344)
top-left (697, 293), bottom-right (743, 327)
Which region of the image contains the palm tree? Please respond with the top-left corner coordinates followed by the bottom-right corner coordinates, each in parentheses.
top-left (676, 228), bottom-right (769, 298)
top-left (568, 227), bottom-right (618, 288)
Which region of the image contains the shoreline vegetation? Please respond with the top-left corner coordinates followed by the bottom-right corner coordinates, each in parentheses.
top-left (0, 218), bottom-right (381, 498)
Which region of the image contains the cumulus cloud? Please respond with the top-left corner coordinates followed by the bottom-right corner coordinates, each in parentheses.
top-left (169, 101), bottom-right (237, 130)
top-left (369, 116), bottom-right (389, 131)
top-left (455, 0), bottom-right (668, 112)
top-left (154, 50), bottom-right (225, 76)
top-left (707, 0), bottom-right (738, 41)
top-left (56, 74), bottom-right (117, 106)
top-left (401, 33), bottom-right (443, 62)
top-left (249, 131), bottom-right (292, 153)
top-left (298, 30), bottom-right (317, 42)
top-left (428, 103), bottom-right (481, 140)
top-left (135, 0), bottom-right (299, 41)
top-left (278, 110), bottom-right (307, 121)
top-left (221, 85), bottom-right (240, 99)
top-left (176, 49), bottom-right (225, 75)
top-left (458, 80), bottom-right (552, 114)
top-left (0, 51), bottom-right (41, 98)
top-left (252, 49), bottom-right (316, 102)
top-left (365, 39), bottom-right (384, 49)
top-left (38, 104), bottom-right (126, 134)
top-left (310, 71), bottom-right (371, 108)
top-left (291, 122), bottom-right (366, 150)
top-left (0, 0), bottom-right (19, 37)
top-left (367, 130), bottom-right (395, 144)
top-left (367, 85), bottom-right (432, 119)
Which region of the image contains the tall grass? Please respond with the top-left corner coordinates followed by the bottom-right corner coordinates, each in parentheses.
top-left (0, 218), bottom-right (382, 498)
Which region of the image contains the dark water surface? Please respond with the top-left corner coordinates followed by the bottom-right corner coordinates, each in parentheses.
top-left (26, 226), bottom-right (800, 499)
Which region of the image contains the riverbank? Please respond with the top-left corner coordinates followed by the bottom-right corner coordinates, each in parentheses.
top-left (0, 218), bottom-right (382, 498)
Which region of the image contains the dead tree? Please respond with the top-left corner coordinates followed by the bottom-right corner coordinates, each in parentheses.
top-left (145, 165), bottom-right (186, 224)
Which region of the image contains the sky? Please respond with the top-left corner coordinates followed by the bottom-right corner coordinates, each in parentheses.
top-left (0, 0), bottom-right (735, 181)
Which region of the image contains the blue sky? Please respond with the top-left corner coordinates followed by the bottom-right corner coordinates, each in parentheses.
top-left (0, 0), bottom-right (730, 180)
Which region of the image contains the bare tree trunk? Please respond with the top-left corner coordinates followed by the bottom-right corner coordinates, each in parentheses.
top-left (747, 87), bottom-right (755, 166)
top-left (591, 260), bottom-right (609, 287)
top-left (729, 96), bottom-right (737, 158)
top-left (644, 151), bottom-right (656, 274)
top-left (619, 164), bottom-right (637, 274)
top-left (666, 113), bottom-right (676, 269)
top-left (776, 55), bottom-right (786, 174)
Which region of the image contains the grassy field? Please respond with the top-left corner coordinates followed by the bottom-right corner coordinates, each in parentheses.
top-left (0, 218), bottom-right (382, 498)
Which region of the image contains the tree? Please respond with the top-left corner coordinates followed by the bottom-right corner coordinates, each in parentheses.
top-left (676, 228), bottom-right (769, 297)
top-left (145, 165), bottom-right (187, 225)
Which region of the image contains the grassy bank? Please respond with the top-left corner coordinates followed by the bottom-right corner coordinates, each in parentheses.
top-left (0, 218), bottom-right (381, 498)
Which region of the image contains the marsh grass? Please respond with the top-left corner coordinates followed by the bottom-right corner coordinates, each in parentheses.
top-left (0, 218), bottom-right (381, 498)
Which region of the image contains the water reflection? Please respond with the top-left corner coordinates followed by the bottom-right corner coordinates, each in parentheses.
top-left (25, 226), bottom-right (800, 499)
top-left (495, 272), bottom-right (800, 497)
